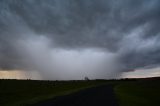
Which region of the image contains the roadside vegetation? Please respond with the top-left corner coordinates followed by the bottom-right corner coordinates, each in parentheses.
top-left (0, 79), bottom-right (107, 106)
top-left (115, 78), bottom-right (160, 106)
top-left (0, 78), bottom-right (160, 106)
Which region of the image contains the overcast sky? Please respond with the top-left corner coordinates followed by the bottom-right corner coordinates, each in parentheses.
top-left (0, 0), bottom-right (160, 80)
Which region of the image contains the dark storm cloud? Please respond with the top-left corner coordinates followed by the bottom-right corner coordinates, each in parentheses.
top-left (0, 0), bottom-right (160, 79)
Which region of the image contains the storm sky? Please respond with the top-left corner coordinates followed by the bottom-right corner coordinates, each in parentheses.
top-left (0, 0), bottom-right (160, 80)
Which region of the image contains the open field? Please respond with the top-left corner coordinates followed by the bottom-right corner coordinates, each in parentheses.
top-left (0, 79), bottom-right (108, 106)
top-left (115, 78), bottom-right (160, 106)
top-left (0, 78), bottom-right (160, 106)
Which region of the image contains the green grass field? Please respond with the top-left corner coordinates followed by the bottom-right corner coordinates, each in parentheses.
top-left (115, 79), bottom-right (160, 106)
top-left (0, 79), bottom-right (107, 106)
top-left (0, 78), bottom-right (160, 106)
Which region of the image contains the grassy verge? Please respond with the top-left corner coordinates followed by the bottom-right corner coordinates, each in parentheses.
top-left (114, 80), bottom-right (160, 106)
top-left (1, 79), bottom-right (160, 106)
top-left (0, 79), bottom-right (107, 106)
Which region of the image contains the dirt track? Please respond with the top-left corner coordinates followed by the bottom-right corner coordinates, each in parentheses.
top-left (32, 85), bottom-right (118, 106)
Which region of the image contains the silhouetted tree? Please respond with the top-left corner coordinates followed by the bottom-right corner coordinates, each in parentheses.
top-left (84, 76), bottom-right (89, 81)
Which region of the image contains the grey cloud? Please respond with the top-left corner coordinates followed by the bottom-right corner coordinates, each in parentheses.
top-left (0, 0), bottom-right (160, 79)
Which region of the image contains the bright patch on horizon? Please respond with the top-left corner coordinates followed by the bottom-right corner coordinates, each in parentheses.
top-left (0, 70), bottom-right (41, 80)
top-left (122, 67), bottom-right (160, 78)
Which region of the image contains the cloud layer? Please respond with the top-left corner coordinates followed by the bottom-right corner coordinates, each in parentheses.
top-left (0, 0), bottom-right (160, 79)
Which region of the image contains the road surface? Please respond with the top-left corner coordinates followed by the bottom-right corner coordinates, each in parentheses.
top-left (32, 85), bottom-right (118, 106)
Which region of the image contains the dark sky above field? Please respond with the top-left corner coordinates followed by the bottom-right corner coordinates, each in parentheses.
top-left (0, 0), bottom-right (160, 80)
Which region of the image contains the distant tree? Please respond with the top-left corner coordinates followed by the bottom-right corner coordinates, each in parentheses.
top-left (84, 76), bottom-right (89, 81)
